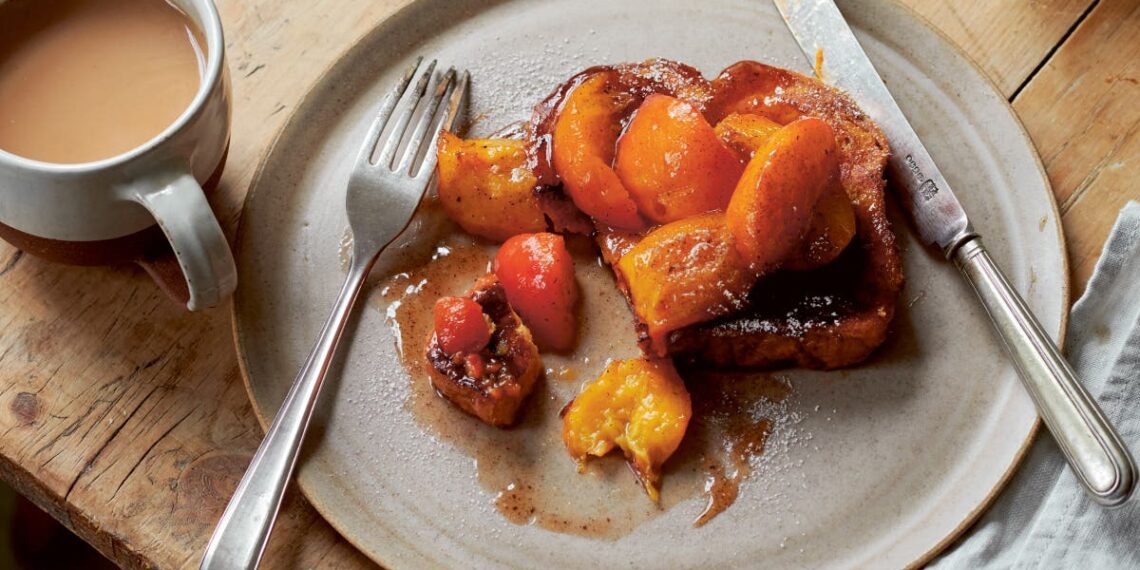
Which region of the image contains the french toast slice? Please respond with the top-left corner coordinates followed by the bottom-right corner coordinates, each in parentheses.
top-left (664, 62), bottom-right (900, 369)
top-left (426, 274), bottom-right (543, 426)
top-left (592, 61), bottom-right (903, 369)
top-left (514, 58), bottom-right (902, 370)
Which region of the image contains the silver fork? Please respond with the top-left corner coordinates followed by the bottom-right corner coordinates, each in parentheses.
top-left (200, 58), bottom-right (469, 570)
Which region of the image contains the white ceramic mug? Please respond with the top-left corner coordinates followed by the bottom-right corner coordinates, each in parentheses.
top-left (0, 0), bottom-right (235, 310)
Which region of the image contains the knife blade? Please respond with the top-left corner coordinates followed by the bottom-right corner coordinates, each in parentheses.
top-left (775, 0), bottom-right (972, 254)
top-left (773, 0), bottom-right (1135, 506)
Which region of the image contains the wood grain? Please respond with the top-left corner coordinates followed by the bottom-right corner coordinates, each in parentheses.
top-left (0, 0), bottom-right (1130, 568)
top-left (1013, 0), bottom-right (1140, 291)
top-left (0, 0), bottom-right (408, 567)
top-left (904, 0), bottom-right (1094, 96)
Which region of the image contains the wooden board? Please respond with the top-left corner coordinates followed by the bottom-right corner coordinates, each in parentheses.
top-left (905, 0), bottom-right (1093, 96)
top-left (0, 0), bottom-right (1133, 567)
top-left (1012, 0), bottom-right (1140, 290)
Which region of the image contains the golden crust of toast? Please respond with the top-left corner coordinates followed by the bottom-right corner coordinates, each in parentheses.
top-left (666, 61), bottom-right (903, 369)
top-left (532, 59), bottom-right (903, 370)
top-left (426, 275), bottom-right (543, 426)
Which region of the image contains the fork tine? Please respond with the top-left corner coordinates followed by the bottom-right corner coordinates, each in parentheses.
top-left (415, 69), bottom-right (470, 181)
top-left (355, 57), bottom-right (421, 167)
top-left (395, 67), bottom-right (457, 174)
top-left (374, 59), bottom-right (437, 168)
top-left (440, 70), bottom-right (469, 133)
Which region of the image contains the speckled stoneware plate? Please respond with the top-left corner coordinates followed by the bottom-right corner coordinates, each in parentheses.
top-left (232, 0), bottom-right (1068, 567)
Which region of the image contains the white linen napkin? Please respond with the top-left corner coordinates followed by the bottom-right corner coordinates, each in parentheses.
top-left (933, 201), bottom-right (1140, 569)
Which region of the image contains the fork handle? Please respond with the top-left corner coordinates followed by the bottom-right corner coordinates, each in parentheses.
top-left (954, 237), bottom-right (1136, 506)
top-left (201, 258), bottom-right (373, 570)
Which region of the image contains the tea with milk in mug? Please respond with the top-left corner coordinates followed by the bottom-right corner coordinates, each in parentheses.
top-left (0, 0), bottom-right (206, 164)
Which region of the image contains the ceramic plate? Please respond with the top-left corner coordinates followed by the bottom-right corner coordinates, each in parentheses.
top-left (233, 0), bottom-right (1067, 567)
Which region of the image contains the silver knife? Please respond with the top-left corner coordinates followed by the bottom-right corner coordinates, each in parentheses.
top-left (774, 0), bottom-right (1135, 506)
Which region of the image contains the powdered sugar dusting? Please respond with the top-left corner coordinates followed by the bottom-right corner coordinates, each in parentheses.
top-left (465, 40), bottom-right (612, 136)
top-left (682, 371), bottom-right (817, 527)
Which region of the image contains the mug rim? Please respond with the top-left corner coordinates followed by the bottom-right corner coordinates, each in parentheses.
top-left (0, 0), bottom-right (226, 174)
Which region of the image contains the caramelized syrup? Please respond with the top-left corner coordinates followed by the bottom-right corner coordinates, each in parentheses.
top-left (682, 371), bottom-right (793, 526)
top-left (374, 222), bottom-right (813, 536)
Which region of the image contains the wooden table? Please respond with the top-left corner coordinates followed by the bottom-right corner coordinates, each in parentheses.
top-left (0, 0), bottom-right (1136, 567)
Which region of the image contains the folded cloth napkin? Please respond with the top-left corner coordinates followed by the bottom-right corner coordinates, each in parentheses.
top-left (932, 201), bottom-right (1140, 569)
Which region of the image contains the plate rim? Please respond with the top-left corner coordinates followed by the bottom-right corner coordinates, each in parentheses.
top-left (885, 1), bottom-right (1067, 566)
top-left (230, 0), bottom-right (1070, 566)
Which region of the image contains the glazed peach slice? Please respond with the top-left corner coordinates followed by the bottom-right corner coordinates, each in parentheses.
top-left (436, 132), bottom-right (547, 242)
top-left (726, 117), bottom-right (841, 271)
top-left (783, 183), bottom-right (857, 271)
top-left (562, 358), bottom-right (692, 502)
top-left (616, 212), bottom-right (755, 352)
top-left (614, 94), bottom-right (744, 223)
top-left (493, 232), bottom-right (580, 352)
top-left (713, 112), bottom-right (782, 162)
top-left (433, 296), bottom-right (492, 354)
top-left (551, 73), bottom-right (646, 231)
top-left (715, 114), bottom-right (856, 270)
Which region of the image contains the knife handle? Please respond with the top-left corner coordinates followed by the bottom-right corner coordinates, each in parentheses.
top-left (953, 237), bottom-right (1135, 506)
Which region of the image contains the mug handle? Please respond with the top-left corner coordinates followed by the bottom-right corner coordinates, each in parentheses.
top-left (130, 171), bottom-right (237, 310)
